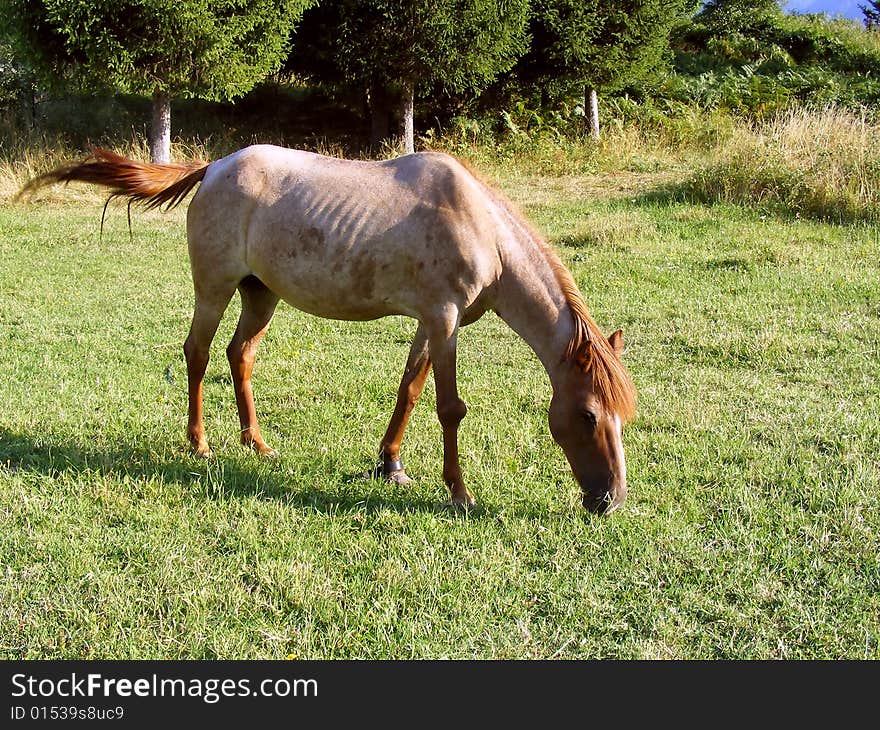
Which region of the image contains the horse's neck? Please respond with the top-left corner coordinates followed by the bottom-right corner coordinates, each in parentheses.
top-left (491, 211), bottom-right (573, 380)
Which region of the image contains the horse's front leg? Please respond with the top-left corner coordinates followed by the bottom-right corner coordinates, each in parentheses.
top-left (376, 324), bottom-right (432, 483)
top-left (427, 314), bottom-right (474, 507)
top-left (227, 276), bottom-right (280, 457)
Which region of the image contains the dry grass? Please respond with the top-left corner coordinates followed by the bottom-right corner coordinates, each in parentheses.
top-left (687, 106), bottom-right (880, 222)
top-left (4, 105), bottom-right (877, 225)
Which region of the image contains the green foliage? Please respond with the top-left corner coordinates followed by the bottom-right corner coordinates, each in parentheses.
top-left (0, 39), bottom-right (34, 113)
top-left (0, 0), bottom-right (315, 100)
top-left (293, 0), bottom-right (529, 94)
top-left (284, 3), bottom-right (350, 88)
top-left (861, 1), bottom-right (880, 30)
top-left (696, 0), bottom-right (781, 34)
top-left (521, 0), bottom-right (698, 91)
top-left (673, 3), bottom-right (880, 115)
top-left (0, 83), bottom-right (362, 166)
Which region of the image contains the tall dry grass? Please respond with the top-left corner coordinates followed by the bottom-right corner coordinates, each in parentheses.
top-left (0, 131), bottom-right (349, 202)
top-left (3, 104), bottom-right (877, 223)
top-left (686, 106), bottom-right (880, 222)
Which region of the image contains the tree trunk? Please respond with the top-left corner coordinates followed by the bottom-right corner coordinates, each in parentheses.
top-left (586, 85), bottom-right (600, 142)
top-left (28, 84), bottom-right (37, 130)
top-left (369, 83), bottom-right (390, 148)
top-left (150, 88), bottom-right (171, 163)
top-left (399, 82), bottom-right (414, 155)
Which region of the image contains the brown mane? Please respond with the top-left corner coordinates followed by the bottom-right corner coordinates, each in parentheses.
top-left (453, 155), bottom-right (636, 421)
top-left (543, 244), bottom-right (637, 422)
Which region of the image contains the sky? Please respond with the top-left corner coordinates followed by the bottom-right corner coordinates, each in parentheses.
top-left (782, 0), bottom-right (868, 20)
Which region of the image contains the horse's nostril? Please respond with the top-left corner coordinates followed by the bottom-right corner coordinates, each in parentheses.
top-left (582, 488), bottom-right (625, 515)
top-left (582, 491), bottom-right (610, 514)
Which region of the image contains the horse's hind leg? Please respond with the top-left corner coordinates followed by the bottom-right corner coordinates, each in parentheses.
top-left (184, 283), bottom-right (238, 457)
top-left (376, 323), bottom-right (432, 483)
top-left (226, 276), bottom-right (280, 457)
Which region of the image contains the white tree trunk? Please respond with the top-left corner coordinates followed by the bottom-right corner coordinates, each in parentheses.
top-left (150, 89), bottom-right (171, 163)
top-left (400, 82), bottom-right (414, 155)
top-left (586, 86), bottom-right (600, 141)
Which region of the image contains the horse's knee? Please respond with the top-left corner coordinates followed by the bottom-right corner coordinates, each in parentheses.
top-left (226, 337), bottom-right (259, 370)
top-left (183, 337), bottom-right (208, 368)
top-left (404, 384), bottom-right (423, 411)
top-left (437, 398), bottom-right (467, 428)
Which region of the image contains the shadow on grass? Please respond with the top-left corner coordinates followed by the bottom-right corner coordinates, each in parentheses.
top-left (0, 426), bottom-right (470, 518)
top-left (629, 181), bottom-right (693, 208)
top-left (619, 178), bottom-right (875, 227)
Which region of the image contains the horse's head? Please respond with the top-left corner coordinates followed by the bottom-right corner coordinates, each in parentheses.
top-left (548, 329), bottom-right (634, 515)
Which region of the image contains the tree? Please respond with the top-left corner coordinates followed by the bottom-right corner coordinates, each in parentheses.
top-left (282, 3), bottom-right (378, 137)
top-left (696, 0), bottom-right (781, 34)
top-left (1, 0), bottom-right (314, 162)
top-left (524, 0), bottom-right (699, 139)
top-left (0, 38), bottom-right (37, 127)
top-left (292, 0), bottom-right (530, 153)
top-left (861, 1), bottom-right (880, 30)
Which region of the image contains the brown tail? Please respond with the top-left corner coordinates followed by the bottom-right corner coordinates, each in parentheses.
top-left (17, 147), bottom-right (210, 210)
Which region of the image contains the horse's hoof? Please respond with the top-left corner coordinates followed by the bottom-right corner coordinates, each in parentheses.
top-left (387, 469), bottom-right (412, 486)
top-left (242, 435), bottom-right (278, 458)
top-left (361, 463), bottom-right (413, 484)
top-left (189, 434), bottom-right (212, 458)
top-left (446, 493), bottom-right (476, 509)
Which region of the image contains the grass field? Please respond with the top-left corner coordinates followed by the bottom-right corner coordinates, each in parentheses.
top-left (0, 162), bottom-right (878, 659)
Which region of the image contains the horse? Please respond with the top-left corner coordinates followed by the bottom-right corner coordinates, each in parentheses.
top-left (20, 145), bottom-right (636, 514)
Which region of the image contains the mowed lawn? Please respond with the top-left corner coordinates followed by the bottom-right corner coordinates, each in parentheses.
top-left (0, 171), bottom-right (877, 659)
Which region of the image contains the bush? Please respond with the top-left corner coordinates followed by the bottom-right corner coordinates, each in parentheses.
top-left (672, 10), bottom-right (880, 116)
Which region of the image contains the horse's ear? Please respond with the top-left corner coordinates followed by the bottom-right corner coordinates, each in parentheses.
top-left (608, 329), bottom-right (624, 356)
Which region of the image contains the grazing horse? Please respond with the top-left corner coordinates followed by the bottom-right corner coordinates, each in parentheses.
top-left (21, 145), bottom-right (636, 513)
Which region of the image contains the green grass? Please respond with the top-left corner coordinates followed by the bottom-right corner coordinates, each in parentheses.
top-left (0, 168), bottom-right (878, 659)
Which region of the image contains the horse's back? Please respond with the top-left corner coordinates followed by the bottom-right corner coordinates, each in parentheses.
top-left (187, 146), bottom-right (503, 322)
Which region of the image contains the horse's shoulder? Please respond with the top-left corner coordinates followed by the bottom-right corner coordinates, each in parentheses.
top-left (410, 151), bottom-right (476, 179)
top-left (388, 152), bottom-right (483, 203)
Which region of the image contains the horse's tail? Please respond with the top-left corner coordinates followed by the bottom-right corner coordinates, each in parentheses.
top-left (17, 147), bottom-right (210, 210)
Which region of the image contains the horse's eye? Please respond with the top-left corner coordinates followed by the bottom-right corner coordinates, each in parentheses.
top-left (581, 410), bottom-right (597, 427)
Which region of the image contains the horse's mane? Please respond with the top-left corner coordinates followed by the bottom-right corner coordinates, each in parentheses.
top-left (453, 155), bottom-right (636, 421)
top-left (541, 239), bottom-right (637, 421)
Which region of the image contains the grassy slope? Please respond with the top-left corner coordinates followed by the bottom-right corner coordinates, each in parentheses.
top-left (0, 170), bottom-right (877, 659)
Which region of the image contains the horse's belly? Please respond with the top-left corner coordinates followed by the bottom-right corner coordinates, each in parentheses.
top-left (249, 252), bottom-right (416, 322)
top-left (244, 204), bottom-right (494, 322)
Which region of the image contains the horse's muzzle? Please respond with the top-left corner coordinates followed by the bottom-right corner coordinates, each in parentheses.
top-left (582, 484), bottom-right (627, 515)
